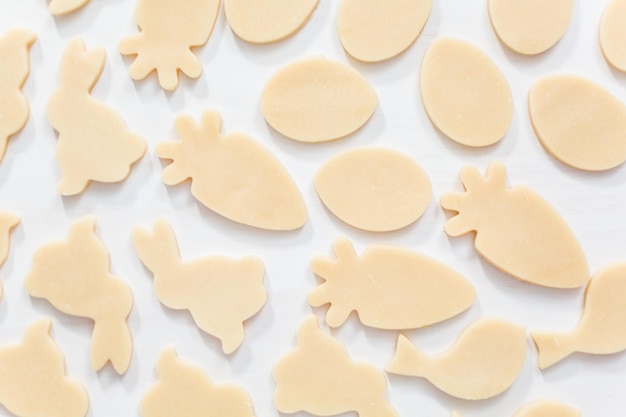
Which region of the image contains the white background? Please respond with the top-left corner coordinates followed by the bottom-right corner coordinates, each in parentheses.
top-left (1, 0), bottom-right (626, 416)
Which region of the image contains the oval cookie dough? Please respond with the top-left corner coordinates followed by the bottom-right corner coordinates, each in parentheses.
top-left (529, 74), bottom-right (626, 171)
top-left (488, 0), bottom-right (574, 55)
top-left (420, 38), bottom-right (513, 147)
top-left (337, 0), bottom-right (432, 62)
top-left (600, 0), bottom-right (626, 72)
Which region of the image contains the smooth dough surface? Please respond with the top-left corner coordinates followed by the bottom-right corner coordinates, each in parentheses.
top-left (261, 57), bottom-right (378, 143)
top-left (420, 38), bottom-right (513, 147)
top-left (132, 219), bottom-right (267, 354)
top-left (24, 216), bottom-right (134, 374)
top-left (309, 238), bottom-right (475, 329)
top-left (386, 318), bottom-right (527, 400)
top-left (441, 161), bottom-right (589, 289)
top-left (529, 74), bottom-right (626, 171)
top-left (512, 400), bottom-right (581, 417)
top-left (156, 110), bottom-right (307, 231)
top-left (488, 0), bottom-right (573, 55)
top-left (49, 0), bottom-right (90, 15)
top-left (0, 319), bottom-right (89, 417)
top-left (532, 263), bottom-right (626, 369)
top-left (274, 316), bottom-right (398, 417)
top-left (224, 0), bottom-right (319, 44)
top-left (314, 147), bottom-right (431, 232)
top-left (337, 0), bottom-right (432, 62)
top-left (119, 0), bottom-right (220, 91)
top-left (141, 348), bottom-right (256, 417)
top-left (0, 212), bottom-right (19, 301)
top-left (600, 0), bottom-right (626, 72)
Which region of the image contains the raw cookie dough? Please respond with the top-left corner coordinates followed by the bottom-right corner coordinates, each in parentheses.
top-left (47, 38), bottom-right (147, 196)
top-left (157, 110), bottom-right (307, 231)
top-left (600, 0), bottom-right (626, 72)
top-left (529, 74), bottom-right (626, 171)
top-left (532, 263), bottom-right (626, 369)
top-left (420, 38), bottom-right (513, 147)
top-left (386, 318), bottom-right (527, 400)
top-left (141, 348), bottom-right (256, 417)
top-left (0, 212), bottom-right (19, 301)
top-left (309, 237), bottom-right (475, 329)
top-left (314, 147), bottom-right (431, 232)
top-left (132, 219), bottom-right (267, 354)
top-left (453, 400), bottom-right (580, 417)
top-left (49, 0), bottom-right (90, 15)
top-left (224, 0), bottom-right (319, 44)
top-left (24, 216), bottom-right (134, 374)
top-left (261, 57), bottom-right (378, 143)
top-left (338, 0), bottom-right (432, 62)
top-left (488, 0), bottom-right (574, 55)
top-left (274, 316), bottom-right (398, 417)
top-left (0, 29), bottom-right (36, 164)
top-left (0, 319), bottom-right (89, 417)
top-left (119, 0), bottom-right (220, 91)
top-left (441, 161), bottom-right (589, 288)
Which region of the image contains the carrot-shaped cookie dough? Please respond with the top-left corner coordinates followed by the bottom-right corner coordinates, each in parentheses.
top-left (132, 219), bottom-right (267, 354)
top-left (0, 212), bottom-right (20, 301)
top-left (315, 147), bottom-right (432, 232)
top-left (600, 0), bottom-right (626, 73)
top-left (119, 0), bottom-right (220, 91)
top-left (156, 110), bottom-right (307, 231)
top-left (47, 38), bottom-right (146, 196)
top-left (309, 238), bottom-right (475, 329)
top-left (49, 0), bottom-right (90, 16)
top-left (386, 318), bottom-right (527, 400)
top-left (274, 316), bottom-right (397, 417)
top-left (24, 217), bottom-right (134, 374)
top-left (0, 29), bottom-right (36, 163)
top-left (453, 400), bottom-right (580, 417)
top-left (0, 319), bottom-right (89, 417)
top-left (141, 348), bottom-right (256, 417)
top-left (532, 263), bottom-right (626, 369)
top-left (441, 161), bottom-right (589, 288)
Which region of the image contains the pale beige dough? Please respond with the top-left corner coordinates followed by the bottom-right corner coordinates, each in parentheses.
top-left (224, 0), bottom-right (319, 44)
top-left (0, 30), bottom-right (36, 164)
top-left (600, 0), bottom-right (626, 72)
top-left (309, 238), bottom-right (476, 329)
top-left (441, 161), bottom-right (589, 289)
top-left (386, 318), bottom-right (527, 400)
top-left (157, 110), bottom-right (306, 231)
top-left (529, 74), bottom-right (626, 171)
top-left (314, 147), bottom-right (431, 232)
top-left (261, 57), bottom-right (378, 143)
top-left (0, 212), bottom-right (19, 301)
top-left (421, 38), bottom-right (513, 147)
top-left (141, 348), bottom-right (256, 417)
top-left (119, 0), bottom-right (220, 91)
top-left (338, 0), bottom-right (432, 62)
top-left (453, 400), bottom-right (580, 417)
top-left (47, 38), bottom-right (147, 196)
top-left (132, 219), bottom-right (267, 354)
top-left (532, 263), bottom-right (626, 369)
top-left (49, 0), bottom-right (90, 16)
top-left (488, 0), bottom-right (574, 55)
top-left (24, 216), bottom-right (134, 374)
top-left (0, 319), bottom-right (89, 417)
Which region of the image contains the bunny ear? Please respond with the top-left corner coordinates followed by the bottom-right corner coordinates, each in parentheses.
top-left (459, 166), bottom-right (485, 191)
top-left (174, 114), bottom-right (202, 142)
top-left (332, 237), bottom-right (357, 261)
top-left (59, 38), bottom-right (106, 92)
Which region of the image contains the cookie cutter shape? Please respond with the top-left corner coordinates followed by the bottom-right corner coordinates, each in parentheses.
top-left (315, 147), bottom-right (431, 232)
top-left (24, 216), bottom-right (134, 374)
top-left (453, 400), bottom-right (580, 417)
top-left (488, 0), bottom-right (573, 55)
top-left (441, 161), bottom-right (589, 289)
top-left (156, 110), bottom-right (307, 231)
top-left (119, 0), bottom-right (220, 91)
top-left (309, 238), bottom-right (475, 329)
top-left (529, 75), bottom-right (626, 171)
top-left (141, 348), bottom-right (256, 417)
top-left (132, 219), bottom-right (267, 354)
top-left (0, 212), bottom-right (19, 301)
top-left (49, 0), bottom-right (90, 15)
top-left (261, 57), bottom-right (378, 143)
top-left (386, 318), bottom-right (527, 400)
top-left (532, 263), bottom-right (626, 369)
top-left (47, 38), bottom-right (147, 196)
top-left (338, 0), bottom-right (432, 62)
top-left (274, 316), bottom-right (398, 417)
top-left (0, 29), bottom-right (36, 164)
top-left (421, 38), bottom-right (513, 147)
top-left (225, 0), bottom-right (319, 44)
top-left (600, 0), bottom-right (626, 72)
top-left (0, 319), bottom-right (89, 417)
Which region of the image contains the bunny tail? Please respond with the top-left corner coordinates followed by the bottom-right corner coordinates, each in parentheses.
top-left (91, 317), bottom-right (133, 374)
top-left (385, 335), bottom-right (428, 377)
top-left (531, 332), bottom-right (575, 370)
